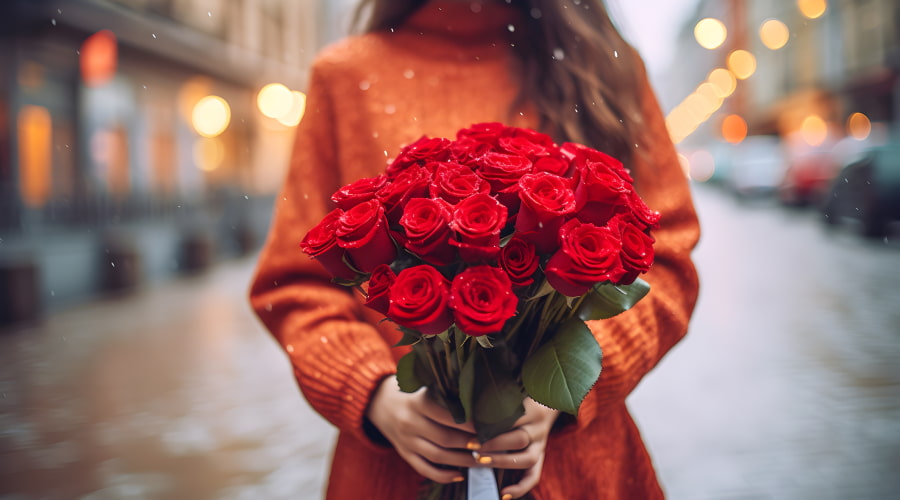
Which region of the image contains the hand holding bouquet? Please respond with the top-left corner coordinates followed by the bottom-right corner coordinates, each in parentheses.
top-left (301, 122), bottom-right (659, 499)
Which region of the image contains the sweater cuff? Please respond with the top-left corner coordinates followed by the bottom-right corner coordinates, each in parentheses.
top-left (284, 317), bottom-right (398, 448)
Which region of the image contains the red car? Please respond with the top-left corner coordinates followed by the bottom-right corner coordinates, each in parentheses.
top-left (778, 149), bottom-right (841, 206)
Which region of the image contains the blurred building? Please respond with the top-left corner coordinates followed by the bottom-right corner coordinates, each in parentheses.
top-left (664, 0), bottom-right (898, 152)
top-left (0, 0), bottom-right (354, 325)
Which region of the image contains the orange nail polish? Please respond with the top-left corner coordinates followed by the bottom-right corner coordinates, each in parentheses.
top-left (452, 476), bottom-right (465, 483)
top-left (466, 439), bottom-right (481, 451)
top-left (477, 455), bottom-right (493, 465)
top-left (501, 494), bottom-right (513, 500)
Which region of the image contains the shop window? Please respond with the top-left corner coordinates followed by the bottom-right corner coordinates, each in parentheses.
top-left (17, 105), bottom-right (52, 208)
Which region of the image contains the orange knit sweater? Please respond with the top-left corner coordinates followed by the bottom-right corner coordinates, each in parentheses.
top-left (249, 2), bottom-right (700, 499)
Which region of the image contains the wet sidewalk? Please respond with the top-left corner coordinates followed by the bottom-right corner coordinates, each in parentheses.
top-left (0, 257), bottom-right (337, 499)
top-left (2, 186), bottom-right (900, 499)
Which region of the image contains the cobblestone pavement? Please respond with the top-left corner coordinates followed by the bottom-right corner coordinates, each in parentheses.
top-left (1, 186), bottom-right (899, 499)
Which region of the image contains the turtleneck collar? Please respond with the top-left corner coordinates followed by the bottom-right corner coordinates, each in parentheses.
top-left (398, 0), bottom-right (522, 53)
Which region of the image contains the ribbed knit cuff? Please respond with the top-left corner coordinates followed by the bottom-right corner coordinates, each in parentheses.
top-left (286, 319), bottom-right (398, 447)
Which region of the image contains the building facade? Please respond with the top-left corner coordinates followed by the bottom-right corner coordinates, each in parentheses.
top-left (665, 0), bottom-right (898, 149)
top-left (0, 0), bottom-right (345, 324)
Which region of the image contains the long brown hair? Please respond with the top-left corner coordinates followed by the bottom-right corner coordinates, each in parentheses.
top-left (353, 0), bottom-right (644, 164)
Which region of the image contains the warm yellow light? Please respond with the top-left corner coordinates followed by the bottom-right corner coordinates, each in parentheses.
top-left (694, 18), bottom-right (728, 50)
top-left (193, 137), bottom-right (225, 172)
top-left (722, 114), bottom-right (748, 144)
top-left (760, 19), bottom-right (790, 50)
top-left (846, 113), bottom-right (871, 141)
top-left (192, 95), bottom-right (231, 138)
top-left (798, 0), bottom-right (827, 19)
top-left (727, 50), bottom-right (757, 80)
top-left (696, 83), bottom-right (724, 112)
top-left (178, 76), bottom-right (213, 123)
top-left (257, 83), bottom-right (293, 119)
top-left (800, 115), bottom-right (828, 146)
top-left (277, 91), bottom-right (307, 127)
top-left (707, 68), bottom-right (737, 98)
top-left (17, 105), bottom-right (52, 207)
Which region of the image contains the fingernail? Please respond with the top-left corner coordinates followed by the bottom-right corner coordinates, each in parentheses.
top-left (477, 455), bottom-right (493, 465)
top-left (501, 494), bottom-right (513, 500)
top-left (452, 476), bottom-right (465, 483)
top-left (466, 439), bottom-right (481, 451)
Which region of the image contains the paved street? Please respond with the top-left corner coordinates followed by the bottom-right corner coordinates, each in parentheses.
top-left (2, 185), bottom-right (900, 499)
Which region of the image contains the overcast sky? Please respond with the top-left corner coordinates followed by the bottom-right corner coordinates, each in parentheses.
top-left (612, 0), bottom-right (700, 77)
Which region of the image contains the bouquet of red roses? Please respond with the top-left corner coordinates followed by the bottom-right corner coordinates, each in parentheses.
top-left (300, 122), bottom-right (659, 499)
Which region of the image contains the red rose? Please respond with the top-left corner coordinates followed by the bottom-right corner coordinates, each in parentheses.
top-left (387, 136), bottom-right (452, 177)
top-left (399, 197), bottom-right (456, 266)
top-left (478, 152), bottom-right (533, 195)
top-left (429, 161), bottom-right (491, 204)
top-left (569, 145), bottom-right (633, 226)
top-left (610, 215), bottom-right (655, 285)
top-left (515, 172), bottom-right (576, 254)
top-left (364, 264), bottom-right (396, 315)
top-left (456, 122), bottom-right (506, 146)
top-left (300, 208), bottom-right (358, 280)
top-left (449, 265), bottom-right (518, 337)
top-left (388, 265), bottom-right (453, 335)
top-left (376, 165), bottom-right (432, 224)
top-left (449, 193), bottom-right (508, 262)
top-left (499, 237), bottom-right (539, 288)
top-left (335, 200), bottom-right (397, 273)
top-left (626, 189), bottom-right (661, 230)
top-left (331, 174), bottom-right (389, 210)
top-left (533, 156), bottom-right (572, 177)
top-left (498, 127), bottom-right (555, 161)
top-left (545, 218), bottom-right (624, 296)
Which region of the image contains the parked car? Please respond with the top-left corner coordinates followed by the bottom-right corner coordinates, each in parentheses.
top-left (725, 135), bottom-right (788, 198)
top-left (778, 148), bottom-right (841, 207)
top-left (822, 139), bottom-right (900, 238)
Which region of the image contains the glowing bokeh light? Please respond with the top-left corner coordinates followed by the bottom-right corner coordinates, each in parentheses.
top-left (727, 50), bottom-right (757, 80)
top-left (694, 18), bottom-right (728, 50)
top-left (798, 0), bottom-right (827, 19)
top-left (760, 19), bottom-right (790, 50)
top-left (846, 113), bottom-right (871, 140)
top-left (800, 115), bottom-right (828, 146)
top-left (191, 95), bottom-right (231, 138)
top-left (257, 83), bottom-right (293, 119)
top-left (688, 149), bottom-right (716, 182)
top-left (80, 30), bottom-right (118, 87)
top-left (277, 91), bottom-right (307, 127)
top-left (707, 68), bottom-right (737, 98)
top-left (722, 114), bottom-right (748, 144)
top-left (193, 137), bottom-right (225, 172)
top-left (17, 105), bottom-right (52, 207)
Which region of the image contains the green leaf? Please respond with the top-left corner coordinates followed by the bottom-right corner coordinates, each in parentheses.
top-left (522, 316), bottom-right (602, 415)
top-left (575, 277), bottom-right (651, 321)
top-left (467, 346), bottom-right (526, 442)
top-left (396, 351), bottom-right (423, 393)
top-left (393, 326), bottom-right (421, 347)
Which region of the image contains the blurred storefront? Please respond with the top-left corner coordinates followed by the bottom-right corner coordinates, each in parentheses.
top-left (0, 0), bottom-right (350, 325)
top-left (665, 0), bottom-right (898, 157)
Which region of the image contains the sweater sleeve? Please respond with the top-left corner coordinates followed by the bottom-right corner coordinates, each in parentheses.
top-left (248, 58), bottom-right (397, 444)
top-left (570, 59), bottom-right (701, 428)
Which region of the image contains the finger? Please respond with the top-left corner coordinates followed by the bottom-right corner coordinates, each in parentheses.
top-left (413, 438), bottom-right (486, 468)
top-left (472, 449), bottom-right (538, 470)
top-left (417, 397), bottom-right (476, 433)
top-left (401, 451), bottom-right (466, 485)
top-left (500, 459), bottom-right (544, 499)
top-left (413, 416), bottom-right (478, 451)
top-left (478, 427), bottom-right (531, 453)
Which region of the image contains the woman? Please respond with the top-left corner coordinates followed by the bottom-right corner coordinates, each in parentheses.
top-left (249, 0), bottom-right (700, 498)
